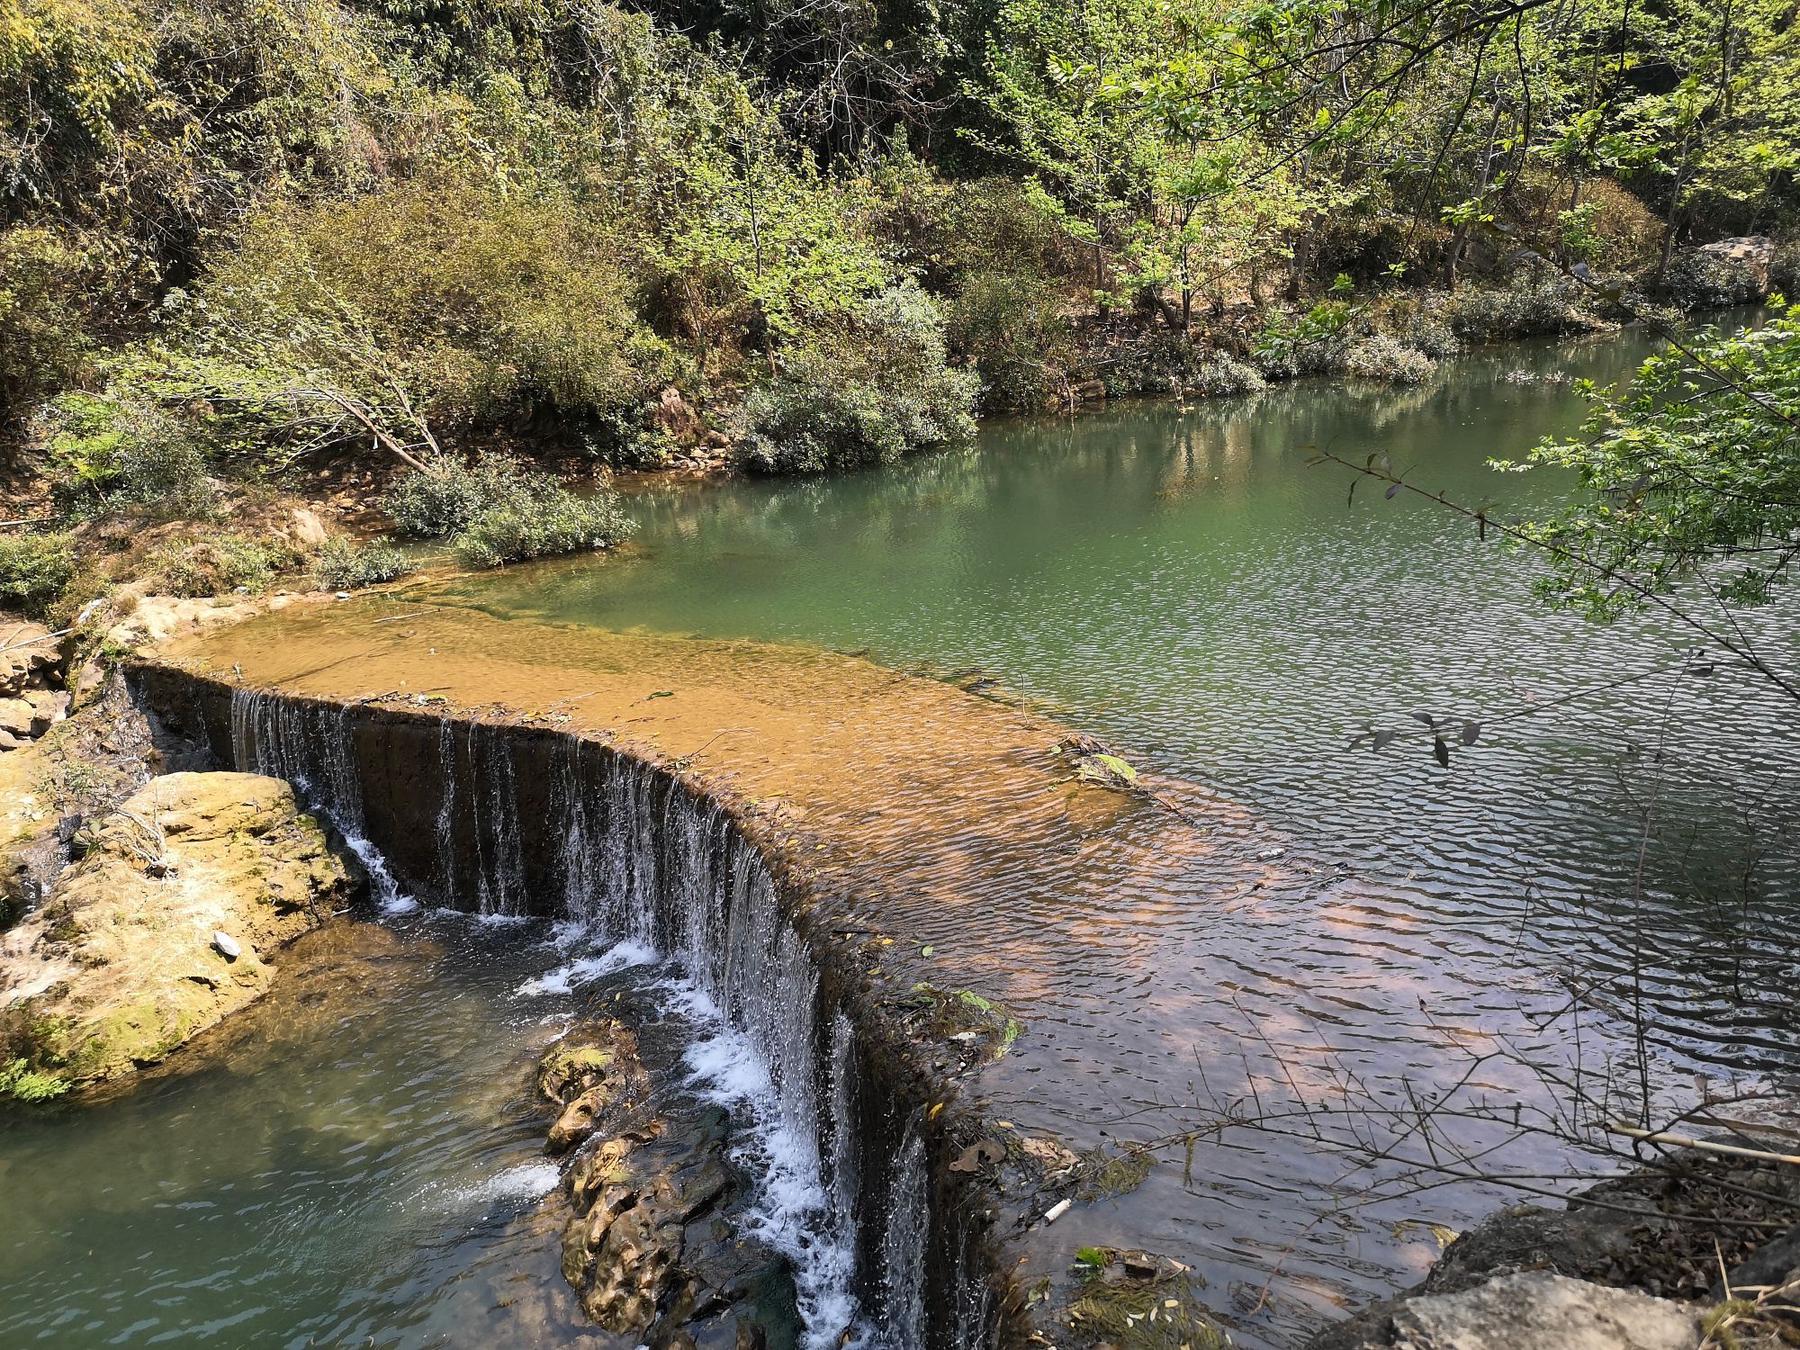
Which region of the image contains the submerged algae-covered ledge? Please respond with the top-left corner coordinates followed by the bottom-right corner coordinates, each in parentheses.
top-left (127, 658), bottom-right (1025, 1348)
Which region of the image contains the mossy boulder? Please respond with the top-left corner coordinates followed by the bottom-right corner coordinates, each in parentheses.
top-left (0, 771), bottom-right (354, 1097)
top-left (537, 1020), bottom-right (648, 1155)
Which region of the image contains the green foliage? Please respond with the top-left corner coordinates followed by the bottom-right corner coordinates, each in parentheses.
top-left (1502, 311), bottom-right (1800, 618)
top-left (0, 227), bottom-right (105, 425)
top-left (455, 490), bottom-right (634, 568)
top-left (1658, 251), bottom-right (1769, 311)
top-left (739, 285), bottom-right (980, 474)
top-left (383, 455), bottom-right (516, 539)
top-left (383, 452), bottom-right (633, 566)
top-left (1342, 335), bottom-right (1436, 385)
top-left (0, 1058), bottom-right (69, 1103)
top-left (44, 388), bottom-right (215, 518)
top-left (310, 537), bottom-right (412, 590)
top-left (142, 533), bottom-right (297, 597)
top-left (1253, 301), bottom-right (1356, 379)
top-left (0, 532), bottom-right (78, 617)
top-left (1442, 272), bottom-right (1607, 342)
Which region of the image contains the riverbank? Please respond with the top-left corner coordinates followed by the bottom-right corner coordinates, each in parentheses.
top-left (2, 257), bottom-right (1783, 641)
top-left (1311, 1124), bottom-right (1800, 1349)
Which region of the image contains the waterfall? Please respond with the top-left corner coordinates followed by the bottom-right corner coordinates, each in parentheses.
top-left (881, 1124), bottom-right (930, 1348)
top-left (202, 687), bottom-right (982, 1349)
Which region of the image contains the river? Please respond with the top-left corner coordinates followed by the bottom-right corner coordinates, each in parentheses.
top-left (5, 322), bottom-right (1797, 1347)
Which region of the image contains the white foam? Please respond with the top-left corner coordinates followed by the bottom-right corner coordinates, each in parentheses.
top-left (659, 974), bottom-right (861, 1348)
top-left (338, 828), bottom-right (416, 913)
top-left (514, 939), bottom-right (660, 997)
top-left (466, 1160), bottom-right (561, 1204)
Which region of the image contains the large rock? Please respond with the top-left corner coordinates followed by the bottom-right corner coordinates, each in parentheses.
top-left (0, 771), bottom-right (354, 1091)
top-left (1390, 1272), bottom-right (1699, 1350)
top-left (0, 620), bottom-right (61, 698)
top-left (1697, 235), bottom-right (1776, 289)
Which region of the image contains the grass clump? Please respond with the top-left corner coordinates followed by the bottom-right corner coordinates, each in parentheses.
top-left (142, 532), bottom-right (298, 597)
top-left (0, 1057), bottom-right (69, 1103)
top-left (1075, 1144), bottom-right (1155, 1200)
top-left (454, 485), bottom-right (633, 568)
top-left (1066, 1253), bottom-right (1222, 1350)
top-left (310, 537), bottom-right (412, 590)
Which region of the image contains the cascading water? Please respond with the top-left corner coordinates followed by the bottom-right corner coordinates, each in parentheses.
top-left (209, 687), bottom-right (963, 1349)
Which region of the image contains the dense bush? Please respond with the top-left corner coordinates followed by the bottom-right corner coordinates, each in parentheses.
top-left (0, 532), bottom-right (79, 618)
top-left (738, 286), bottom-right (980, 474)
top-left (1771, 241), bottom-right (1800, 298)
top-left (383, 452), bottom-right (633, 566)
top-left (1252, 300), bottom-right (1355, 378)
top-left (1442, 271), bottom-right (1607, 341)
top-left (1407, 310), bottom-right (1462, 360)
top-left (215, 180), bottom-right (669, 433)
top-left (1658, 250), bottom-right (1770, 310)
top-left (1103, 332), bottom-right (1266, 397)
top-left (383, 455), bottom-right (513, 538)
top-left (1342, 334), bottom-right (1436, 384)
top-left (455, 488), bottom-right (634, 568)
top-left (0, 228), bottom-right (104, 428)
top-left (311, 537), bottom-right (413, 590)
top-left (948, 273), bottom-right (1070, 410)
top-left (44, 390), bottom-right (217, 518)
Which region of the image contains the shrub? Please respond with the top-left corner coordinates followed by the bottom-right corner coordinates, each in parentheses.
top-left (0, 532), bottom-right (78, 618)
top-left (1658, 250), bottom-right (1769, 311)
top-left (143, 533), bottom-right (297, 597)
top-left (454, 488), bottom-right (634, 568)
top-left (384, 452), bottom-right (632, 566)
top-left (739, 284), bottom-right (980, 474)
top-left (311, 537), bottom-right (413, 590)
top-left (0, 227), bottom-right (103, 428)
top-left (382, 455), bottom-right (510, 538)
top-left (215, 177), bottom-right (665, 431)
top-left (948, 272), bottom-right (1070, 411)
top-left (1442, 271), bottom-right (1606, 341)
top-left (45, 389), bottom-right (216, 519)
top-left (1342, 334), bottom-right (1436, 384)
top-left (1408, 311), bottom-right (1461, 360)
top-left (1771, 240), bottom-right (1800, 298)
top-left (1100, 332), bottom-right (1266, 397)
top-left (1252, 300), bottom-right (1355, 378)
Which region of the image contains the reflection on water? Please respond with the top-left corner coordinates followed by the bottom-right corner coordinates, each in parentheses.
top-left (0, 919), bottom-right (600, 1348)
top-left (423, 327), bottom-right (1800, 1341)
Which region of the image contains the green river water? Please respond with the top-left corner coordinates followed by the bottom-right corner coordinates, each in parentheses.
top-left (4, 322), bottom-right (1797, 1347)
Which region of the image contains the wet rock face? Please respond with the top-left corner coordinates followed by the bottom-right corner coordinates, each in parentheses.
top-left (0, 771), bottom-right (354, 1093)
top-left (538, 1020), bottom-right (650, 1155)
top-left (539, 1022), bottom-right (801, 1347)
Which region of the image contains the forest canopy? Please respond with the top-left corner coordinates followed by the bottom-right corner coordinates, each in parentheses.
top-left (3, 0), bottom-right (1798, 617)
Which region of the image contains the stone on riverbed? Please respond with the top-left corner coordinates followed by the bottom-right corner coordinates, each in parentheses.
top-left (0, 772), bottom-right (354, 1093)
top-left (1389, 1272), bottom-right (1700, 1350)
top-left (542, 1020), bottom-right (800, 1345)
top-left (538, 1020), bottom-right (650, 1154)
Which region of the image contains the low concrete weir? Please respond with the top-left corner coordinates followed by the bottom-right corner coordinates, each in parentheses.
top-left (129, 664), bottom-right (1011, 1349)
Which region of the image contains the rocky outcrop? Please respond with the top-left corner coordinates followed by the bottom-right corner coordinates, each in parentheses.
top-left (539, 1022), bottom-right (802, 1345)
top-left (1386, 1272), bottom-right (1699, 1350)
top-left (0, 619), bottom-right (68, 751)
top-left (1312, 1142), bottom-right (1800, 1350)
top-left (0, 771), bottom-right (355, 1094)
